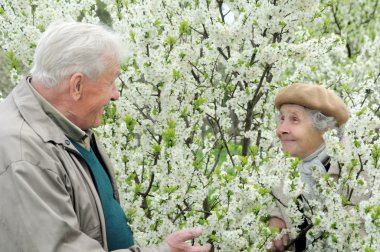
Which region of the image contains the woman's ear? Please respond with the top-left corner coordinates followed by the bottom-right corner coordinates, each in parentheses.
top-left (69, 73), bottom-right (84, 101)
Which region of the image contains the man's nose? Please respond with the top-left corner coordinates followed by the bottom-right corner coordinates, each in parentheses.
top-left (111, 83), bottom-right (120, 101)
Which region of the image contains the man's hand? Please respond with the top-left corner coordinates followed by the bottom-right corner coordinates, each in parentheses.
top-left (164, 227), bottom-right (212, 252)
top-left (268, 217), bottom-right (289, 252)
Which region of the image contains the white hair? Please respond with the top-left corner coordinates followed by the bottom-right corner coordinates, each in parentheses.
top-left (30, 21), bottom-right (127, 88)
top-left (305, 108), bottom-right (338, 132)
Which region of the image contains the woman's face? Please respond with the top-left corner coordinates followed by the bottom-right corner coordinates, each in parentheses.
top-left (276, 104), bottom-right (324, 159)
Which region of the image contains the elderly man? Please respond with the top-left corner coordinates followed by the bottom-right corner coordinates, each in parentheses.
top-left (0, 21), bottom-right (211, 252)
top-left (269, 83), bottom-right (350, 251)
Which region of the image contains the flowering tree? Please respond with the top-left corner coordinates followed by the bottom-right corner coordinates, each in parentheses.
top-left (1, 0), bottom-right (380, 251)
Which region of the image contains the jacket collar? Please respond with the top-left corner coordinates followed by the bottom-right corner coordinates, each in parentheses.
top-left (300, 143), bottom-right (339, 175)
top-left (302, 144), bottom-right (328, 164)
top-left (25, 77), bottom-right (91, 149)
top-left (12, 78), bottom-right (89, 149)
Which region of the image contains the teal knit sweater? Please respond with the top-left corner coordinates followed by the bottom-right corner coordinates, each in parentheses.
top-left (71, 141), bottom-right (134, 250)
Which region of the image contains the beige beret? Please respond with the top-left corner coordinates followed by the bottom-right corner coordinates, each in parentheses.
top-left (275, 83), bottom-right (349, 126)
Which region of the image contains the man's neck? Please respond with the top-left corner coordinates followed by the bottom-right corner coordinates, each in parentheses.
top-left (31, 79), bottom-right (71, 119)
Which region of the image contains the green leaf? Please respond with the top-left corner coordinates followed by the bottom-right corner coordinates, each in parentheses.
top-left (179, 21), bottom-right (191, 36)
top-left (194, 97), bottom-right (207, 111)
top-left (165, 36), bottom-right (177, 46)
top-left (162, 128), bottom-right (176, 148)
top-left (124, 115), bottom-right (136, 132)
top-left (130, 31), bottom-right (136, 43)
top-left (172, 69), bottom-right (181, 80)
top-left (152, 143), bottom-right (161, 156)
top-left (153, 19), bottom-right (161, 28)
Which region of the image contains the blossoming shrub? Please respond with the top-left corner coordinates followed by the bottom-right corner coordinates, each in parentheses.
top-left (1, 0), bottom-right (379, 250)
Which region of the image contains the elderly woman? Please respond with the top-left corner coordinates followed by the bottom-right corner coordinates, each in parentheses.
top-left (269, 83), bottom-right (349, 252)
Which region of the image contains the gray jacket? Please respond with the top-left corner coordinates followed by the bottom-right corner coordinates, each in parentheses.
top-left (0, 80), bottom-right (170, 252)
top-left (270, 145), bottom-right (333, 233)
top-left (270, 144), bottom-right (368, 249)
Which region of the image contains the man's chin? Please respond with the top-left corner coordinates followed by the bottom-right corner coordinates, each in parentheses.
top-left (94, 119), bottom-right (103, 128)
top-left (90, 116), bottom-right (104, 129)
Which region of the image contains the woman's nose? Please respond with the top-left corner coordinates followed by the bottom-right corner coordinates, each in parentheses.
top-left (277, 121), bottom-right (289, 134)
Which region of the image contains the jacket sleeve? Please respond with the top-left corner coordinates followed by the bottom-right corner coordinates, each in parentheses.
top-left (269, 178), bottom-right (287, 220)
top-left (0, 160), bottom-right (171, 252)
top-left (0, 160), bottom-right (109, 252)
top-left (269, 201), bottom-right (284, 220)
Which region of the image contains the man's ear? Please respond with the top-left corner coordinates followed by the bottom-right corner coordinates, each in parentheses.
top-left (69, 73), bottom-right (84, 101)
